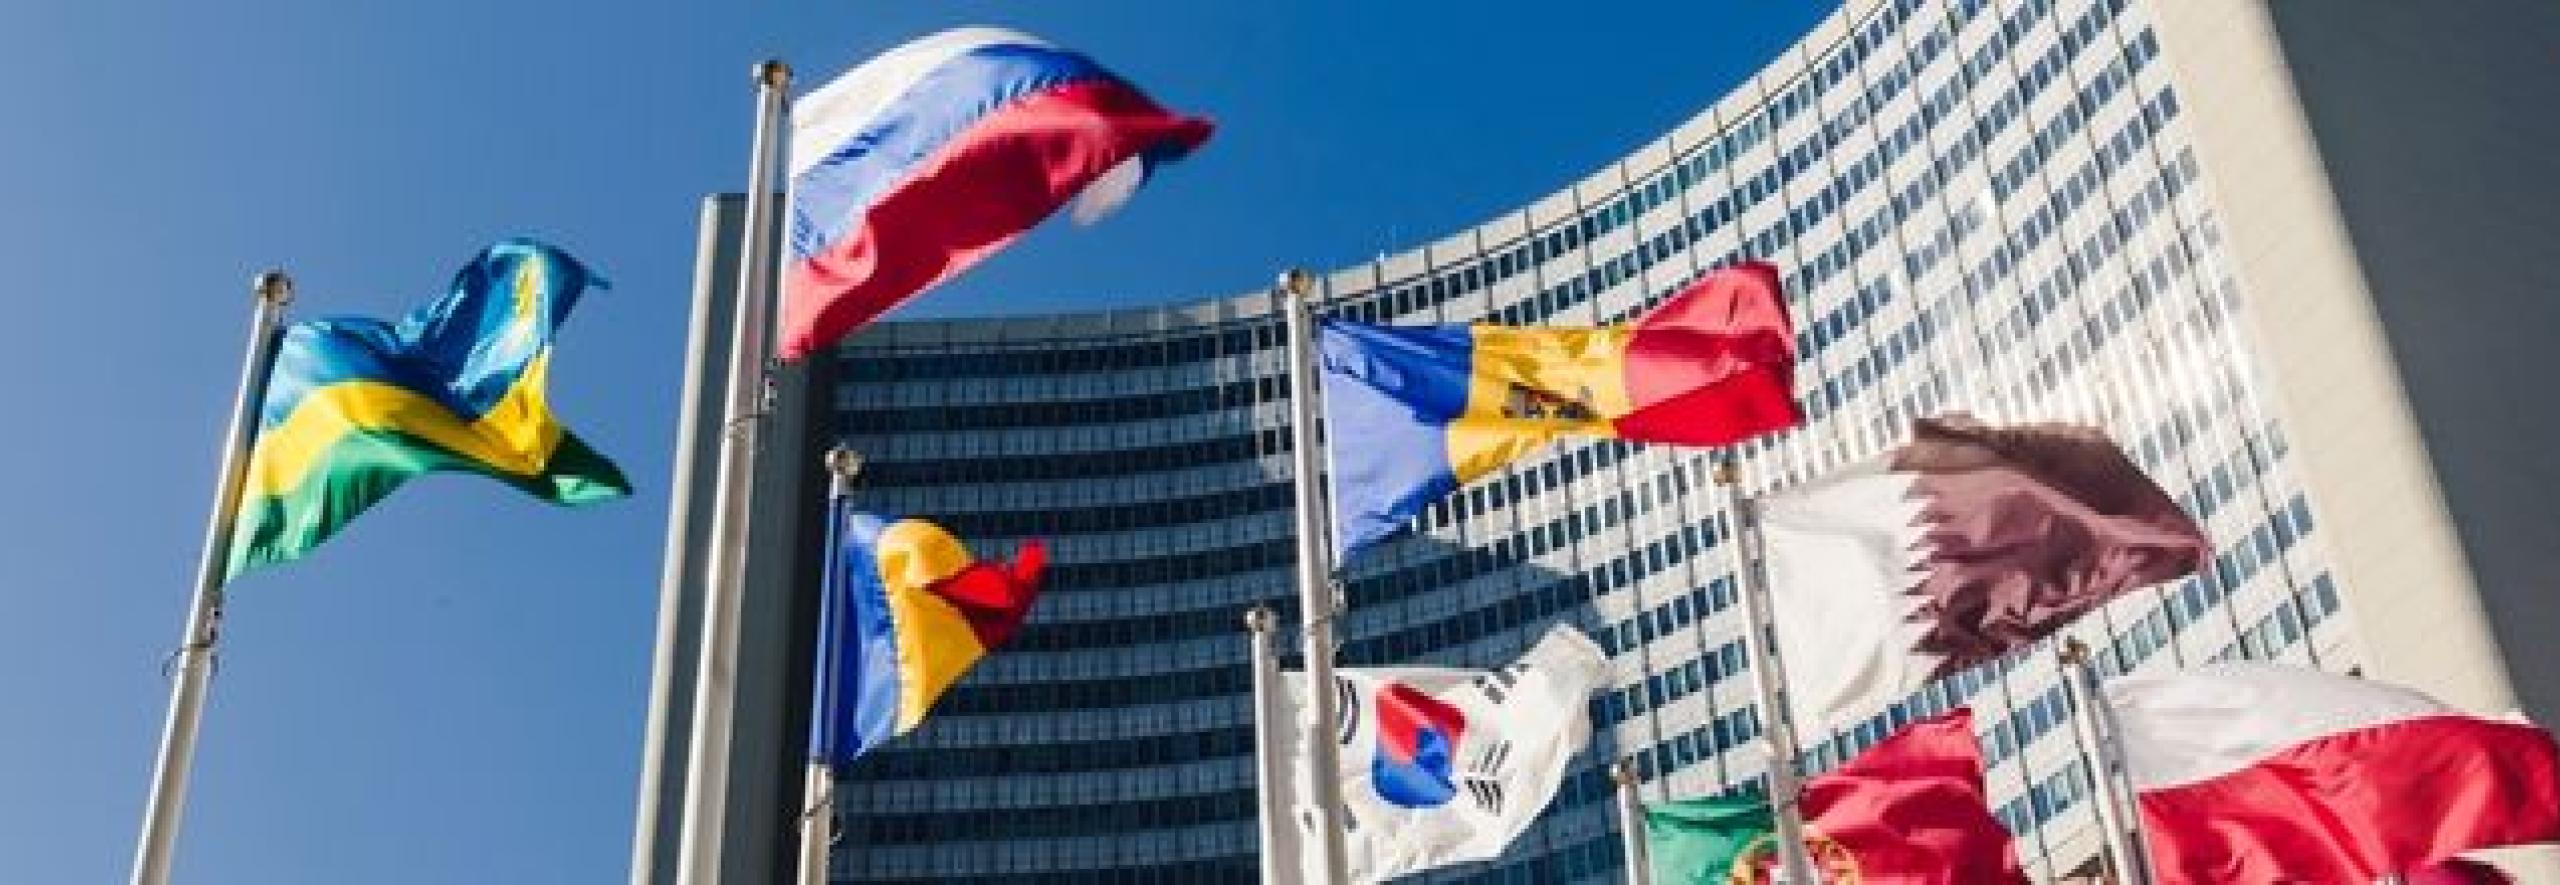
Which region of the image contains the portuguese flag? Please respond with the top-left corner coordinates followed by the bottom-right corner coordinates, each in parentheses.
top-left (1642, 709), bottom-right (2023, 885)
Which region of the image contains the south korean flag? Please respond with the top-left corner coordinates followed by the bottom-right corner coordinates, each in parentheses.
top-left (1268, 625), bottom-right (1606, 883)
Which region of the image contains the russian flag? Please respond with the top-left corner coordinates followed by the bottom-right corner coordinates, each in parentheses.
top-left (780, 28), bottom-right (1214, 360)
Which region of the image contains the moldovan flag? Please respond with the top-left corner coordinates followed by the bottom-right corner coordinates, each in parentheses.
top-left (2109, 663), bottom-right (2560, 884)
top-left (1269, 626), bottom-right (1607, 883)
top-left (1643, 709), bottom-right (2024, 885)
top-left (810, 509), bottom-right (1045, 767)
top-left (1759, 414), bottom-right (2207, 732)
top-left (781, 28), bottom-right (1213, 359)
top-left (1319, 263), bottom-right (1799, 558)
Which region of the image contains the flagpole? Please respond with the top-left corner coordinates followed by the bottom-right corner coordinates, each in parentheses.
top-left (794, 447), bottom-right (859, 885)
top-left (2058, 639), bottom-right (2154, 885)
top-left (1613, 760), bottom-right (1653, 885)
top-left (676, 58), bottom-right (791, 885)
top-left (1279, 267), bottom-right (1353, 884)
top-left (130, 270), bottom-right (292, 885)
top-left (1715, 462), bottom-right (1823, 885)
top-left (1246, 605), bottom-right (1291, 885)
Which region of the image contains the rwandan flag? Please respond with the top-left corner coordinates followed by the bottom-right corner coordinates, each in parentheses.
top-left (224, 240), bottom-right (628, 579)
top-left (1318, 262), bottom-right (1801, 558)
top-left (811, 508), bottom-right (1044, 768)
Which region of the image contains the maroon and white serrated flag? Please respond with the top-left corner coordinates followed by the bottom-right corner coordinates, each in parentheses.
top-left (1759, 414), bottom-right (2208, 732)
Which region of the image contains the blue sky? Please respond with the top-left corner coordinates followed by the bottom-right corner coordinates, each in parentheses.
top-left (0, 2), bottom-right (1831, 881)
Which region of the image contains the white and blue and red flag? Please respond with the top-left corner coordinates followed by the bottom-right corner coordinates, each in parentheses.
top-left (1267, 625), bottom-right (1605, 883)
top-left (780, 27), bottom-right (1214, 359)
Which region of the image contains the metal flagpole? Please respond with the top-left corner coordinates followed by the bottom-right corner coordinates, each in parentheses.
top-left (795, 447), bottom-right (859, 885)
top-left (2058, 639), bottom-right (2154, 885)
top-left (1714, 462), bottom-right (1822, 885)
top-left (1246, 605), bottom-right (1290, 885)
top-left (1278, 267), bottom-right (1353, 884)
top-left (1613, 760), bottom-right (1653, 885)
top-left (676, 58), bottom-right (792, 885)
top-left (130, 270), bottom-right (292, 885)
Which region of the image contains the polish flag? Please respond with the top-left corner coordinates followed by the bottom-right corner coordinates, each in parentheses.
top-left (2107, 663), bottom-right (2560, 884)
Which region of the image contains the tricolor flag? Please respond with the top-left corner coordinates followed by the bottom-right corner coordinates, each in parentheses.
top-left (2108, 663), bottom-right (2560, 884)
top-left (1319, 263), bottom-right (1800, 558)
top-left (810, 508), bottom-right (1045, 767)
top-left (1269, 625), bottom-right (1606, 883)
top-left (226, 240), bottom-right (629, 579)
top-left (781, 28), bottom-right (1214, 359)
top-left (1643, 709), bottom-right (2024, 885)
top-left (1758, 414), bottom-right (2207, 732)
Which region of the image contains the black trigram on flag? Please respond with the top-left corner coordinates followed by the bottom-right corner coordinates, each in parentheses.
top-left (1459, 739), bottom-right (1515, 813)
top-left (1333, 675), bottom-right (1361, 747)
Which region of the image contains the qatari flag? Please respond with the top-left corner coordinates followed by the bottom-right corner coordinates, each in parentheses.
top-left (1759, 414), bottom-right (2208, 732)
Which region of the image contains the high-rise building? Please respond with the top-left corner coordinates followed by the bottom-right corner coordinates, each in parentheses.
top-left (814, 0), bottom-right (2560, 881)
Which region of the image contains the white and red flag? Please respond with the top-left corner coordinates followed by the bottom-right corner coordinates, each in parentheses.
top-left (2107, 662), bottom-right (2560, 884)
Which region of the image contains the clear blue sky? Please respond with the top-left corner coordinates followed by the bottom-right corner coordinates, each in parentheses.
top-left (0, 2), bottom-right (1832, 881)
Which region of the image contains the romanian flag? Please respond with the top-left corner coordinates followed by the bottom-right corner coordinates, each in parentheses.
top-left (780, 28), bottom-right (1213, 359)
top-left (1317, 262), bottom-right (1799, 557)
top-left (811, 508), bottom-right (1045, 768)
top-left (224, 240), bottom-right (629, 580)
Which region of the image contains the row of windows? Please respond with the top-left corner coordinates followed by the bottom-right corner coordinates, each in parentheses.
top-left (855, 428), bottom-right (1287, 487)
top-left (936, 662), bottom-right (1249, 715)
top-left (842, 376), bottom-right (1278, 433)
top-left (848, 726), bottom-right (1256, 781)
top-left (843, 324), bottom-right (1269, 382)
top-left (929, 482), bottom-right (1290, 538)
top-left (849, 787), bottom-right (1255, 844)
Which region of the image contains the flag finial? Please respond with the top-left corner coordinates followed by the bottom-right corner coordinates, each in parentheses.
top-left (754, 59), bottom-right (791, 89)
top-left (1278, 268), bottom-right (1314, 301)
top-left (252, 270), bottom-right (293, 308)
top-left (2060, 637), bottom-right (2091, 665)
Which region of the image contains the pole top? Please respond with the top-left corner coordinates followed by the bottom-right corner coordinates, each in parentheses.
top-left (1276, 268), bottom-right (1315, 301)
top-left (252, 270), bottom-right (294, 308)
top-left (824, 445), bottom-right (863, 481)
top-left (2059, 636), bottom-right (2091, 664)
top-left (753, 59), bottom-right (792, 89)
top-left (1713, 459), bottom-right (1740, 487)
top-left (1611, 758), bottom-right (1640, 787)
top-left (1243, 605), bottom-right (1274, 633)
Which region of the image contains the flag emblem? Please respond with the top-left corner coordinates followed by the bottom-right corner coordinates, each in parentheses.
top-left (1371, 682), bottom-right (1468, 808)
top-left (1725, 829), bottom-right (1861, 884)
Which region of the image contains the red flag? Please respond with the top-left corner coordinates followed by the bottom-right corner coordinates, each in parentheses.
top-left (2110, 663), bottom-right (2560, 884)
top-left (1796, 708), bottom-right (2027, 885)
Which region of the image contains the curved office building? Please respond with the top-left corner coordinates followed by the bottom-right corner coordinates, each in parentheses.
top-left (818, 0), bottom-right (2560, 880)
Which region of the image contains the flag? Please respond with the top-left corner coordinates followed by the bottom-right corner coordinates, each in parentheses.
top-left (1643, 709), bottom-right (2025, 885)
top-left (1272, 625), bottom-right (1606, 883)
top-left (780, 27), bottom-right (1214, 359)
top-left (810, 508), bottom-right (1045, 768)
top-left (224, 240), bottom-right (628, 579)
top-left (2108, 662), bottom-right (2560, 884)
top-left (1758, 414), bottom-right (2206, 731)
top-left (1319, 263), bottom-right (1799, 558)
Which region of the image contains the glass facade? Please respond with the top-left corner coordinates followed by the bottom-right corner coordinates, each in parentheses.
top-left (824, 0), bottom-right (2361, 880)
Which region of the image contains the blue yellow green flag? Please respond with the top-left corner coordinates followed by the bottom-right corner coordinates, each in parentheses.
top-left (223, 239), bottom-right (629, 580)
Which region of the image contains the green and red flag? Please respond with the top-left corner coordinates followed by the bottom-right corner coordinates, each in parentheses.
top-left (1643, 709), bottom-right (2023, 885)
